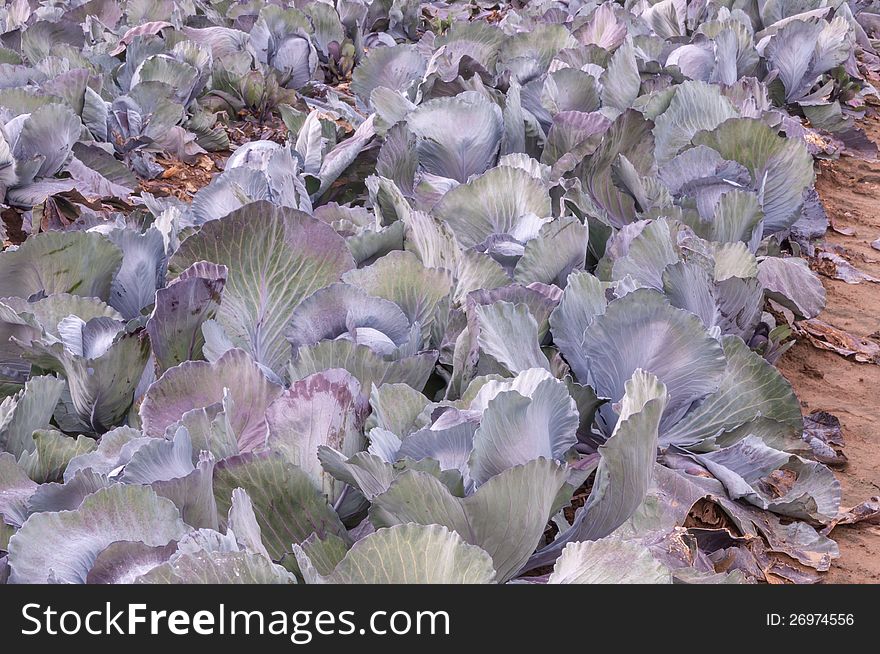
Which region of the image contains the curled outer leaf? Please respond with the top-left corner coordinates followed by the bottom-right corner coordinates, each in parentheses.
top-left (140, 348), bottom-right (283, 453)
top-left (295, 524), bottom-right (496, 584)
top-left (547, 538), bottom-right (671, 584)
top-left (168, 201), bottom-right (355, 377)
top-left (265, 368), bottom-right (368, 503)
top-left (7, 485), bottom-right (189, 584)
top-left (0, 231), bottom-right (122, 301)
top-left (370, 458), bottom-right (571, 583)
top-left (527, 370), bottom-right (667, 570)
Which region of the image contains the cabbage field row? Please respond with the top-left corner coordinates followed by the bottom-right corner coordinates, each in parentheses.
top-left (0, 0), bottom-right (874, 584)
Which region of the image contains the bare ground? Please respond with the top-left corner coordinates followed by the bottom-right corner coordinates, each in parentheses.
top-left (778, 113), bottom-right (880, 583)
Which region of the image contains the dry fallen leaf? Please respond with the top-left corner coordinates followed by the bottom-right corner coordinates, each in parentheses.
top-left (795, 319), bottom-right (880, 364)
top-left (815, 251), bottom-right (880, 284)
top-left (802, 411), bottom-right (848, 467)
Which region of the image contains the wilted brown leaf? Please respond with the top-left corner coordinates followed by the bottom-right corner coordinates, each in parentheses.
top-left (795, 319), bottom-right (880, 364)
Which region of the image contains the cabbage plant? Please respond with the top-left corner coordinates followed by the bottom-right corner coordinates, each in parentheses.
top-left (0, 0), bottom-right (869, 585)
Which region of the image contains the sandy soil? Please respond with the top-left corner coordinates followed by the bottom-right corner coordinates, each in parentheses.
top-left (778, 114), bottom-right (880, 583)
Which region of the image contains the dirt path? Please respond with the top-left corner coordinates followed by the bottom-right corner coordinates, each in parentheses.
top-left (778, 113), bottom-right (880, 583)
